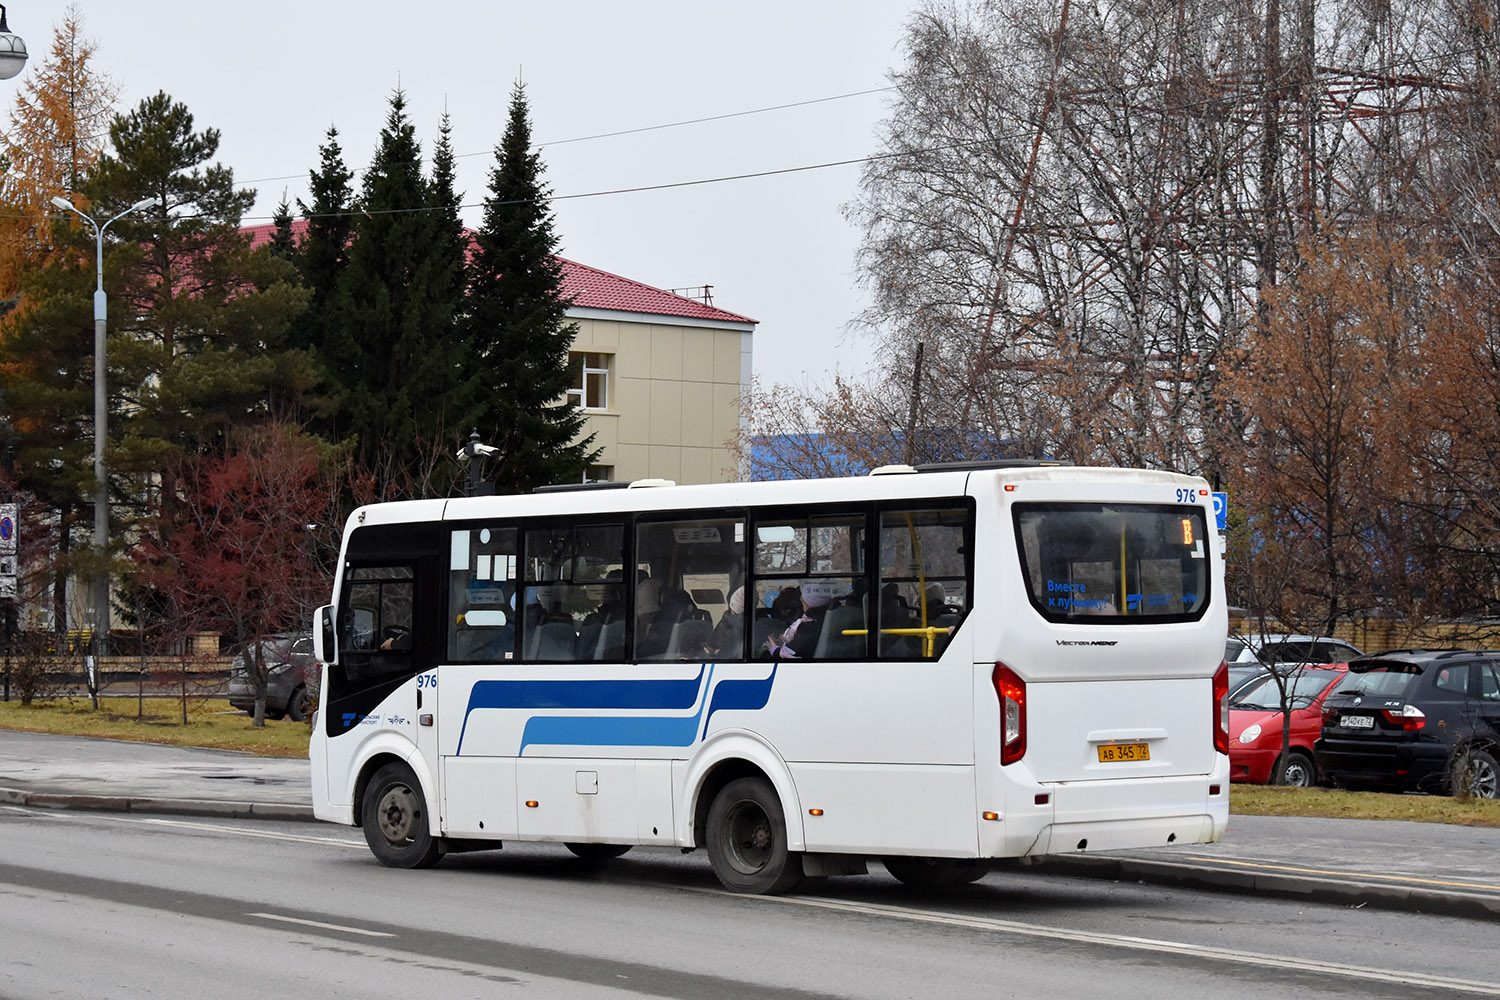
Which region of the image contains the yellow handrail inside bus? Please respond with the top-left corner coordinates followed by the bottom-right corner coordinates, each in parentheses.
top-left (838, 626), bottom-right (952, 658)
top-left (1119, 521), bottom-right (1127, 616)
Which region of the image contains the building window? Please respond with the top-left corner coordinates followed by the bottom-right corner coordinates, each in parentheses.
top-left (585, 464), bottom-right (614, 483)
top-left (568, 352), bottom-right (611, 411)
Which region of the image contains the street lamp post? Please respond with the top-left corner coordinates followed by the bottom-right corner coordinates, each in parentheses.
top-left (50, 195), bottom-right (154, 660)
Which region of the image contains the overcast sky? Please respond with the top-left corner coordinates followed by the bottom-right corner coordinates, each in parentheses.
top-left (3, 1), bottom-right (916, 388)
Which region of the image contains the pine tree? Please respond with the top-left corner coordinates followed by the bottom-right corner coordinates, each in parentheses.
top-left (465, 82), bottom-right (595, 494)
top-left (324, 91), bottom-right (467, 495)
top-left (81, 92), bottom-right (312, 533)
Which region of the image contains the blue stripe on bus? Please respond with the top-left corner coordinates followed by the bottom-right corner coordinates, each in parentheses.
top-left (520, 707), bottom-right (708, 753)
top-left (454, 663), bottom-right (781, 755)
top-left (702, 664), bottom-right (778, 733)
top-left (457, 666), bottom-right (708, 754)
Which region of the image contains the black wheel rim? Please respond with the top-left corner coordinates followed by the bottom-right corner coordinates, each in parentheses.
top-left (376, 782), bottom-right (420, 846)
top-left (724, 798), bottom-right (773, 874)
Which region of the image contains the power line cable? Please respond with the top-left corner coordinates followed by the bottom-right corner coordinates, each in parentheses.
top-left (236, 86), bottom-right (895, 187)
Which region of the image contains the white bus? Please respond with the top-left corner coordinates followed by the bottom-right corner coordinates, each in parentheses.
top-left (309, 462), bottom-right (1229, 893)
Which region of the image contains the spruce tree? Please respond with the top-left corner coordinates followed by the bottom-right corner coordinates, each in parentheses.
top-left (324, 91), bottom-right (467, 495)
top-left (268, 197), bottom-right (297, 261)
top-left (288, 126), bottom-right (355, 439)
top-left (466, 82), bottom-right (596, 493)
top-left (294, 126), bottom-right (353, 356)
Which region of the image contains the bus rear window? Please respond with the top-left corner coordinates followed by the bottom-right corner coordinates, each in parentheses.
top-left (1014, 503), bottom-right (1210, 623)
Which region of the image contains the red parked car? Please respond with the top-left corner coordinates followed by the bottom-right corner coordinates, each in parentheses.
top-left (1229, 664), bottom-right (1350, 787)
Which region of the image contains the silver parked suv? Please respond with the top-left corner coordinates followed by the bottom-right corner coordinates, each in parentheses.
top-left (226, 634), bottom-right (318, 721)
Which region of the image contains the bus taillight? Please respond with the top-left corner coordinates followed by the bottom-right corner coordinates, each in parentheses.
top-left (993, 663), bottom-right (1027, 765)
top-left (1213, 661), bottom-right (1229, 754)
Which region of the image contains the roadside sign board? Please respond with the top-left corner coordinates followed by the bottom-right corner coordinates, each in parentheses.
top-left (1211, 492), bottom-right (1227, 532)
top-left (0, 502), bottom-right (15, 599)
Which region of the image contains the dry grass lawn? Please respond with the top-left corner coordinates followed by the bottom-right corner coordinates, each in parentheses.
top-left (1231, 784), bottom-right (1500, 825)
top-left (0, 695), bottom-right (310, 757)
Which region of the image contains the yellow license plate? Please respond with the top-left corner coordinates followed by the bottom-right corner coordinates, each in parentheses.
top-left (1097, 742), bottom-right (1150, 762)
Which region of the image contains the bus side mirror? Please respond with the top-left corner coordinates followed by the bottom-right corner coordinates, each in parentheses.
top-left (314, 604), bottom-right (337, 664)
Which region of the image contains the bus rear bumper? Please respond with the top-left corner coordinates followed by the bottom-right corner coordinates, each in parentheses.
top-left (987, 772), bottom-right (1229, 858)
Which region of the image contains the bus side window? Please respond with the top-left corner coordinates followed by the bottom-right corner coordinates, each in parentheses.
top-left (877, 507), bottom-right (971, 660)
top-left (521, 521), bottom-right (626, 662)
top-left (749, 513), bottom-right (864, 661)
top-left (449, 526), bottom-right (519, 662)
top-left (635, 516), bottom-right (746, 662)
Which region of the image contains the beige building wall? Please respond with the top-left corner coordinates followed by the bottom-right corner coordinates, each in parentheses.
top-left (567, 308), bottom-right (754, 485)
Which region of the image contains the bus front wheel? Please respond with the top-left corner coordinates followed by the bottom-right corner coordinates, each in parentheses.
top-left (362, 762), bottom-right (443, 868)
top-left (706, 777), bottom-right (803, 895)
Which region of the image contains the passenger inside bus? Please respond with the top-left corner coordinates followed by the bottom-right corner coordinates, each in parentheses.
top-left (707, 586), bottom-right (745, 658)
top-left (765, 587), bottom-right (832, 659)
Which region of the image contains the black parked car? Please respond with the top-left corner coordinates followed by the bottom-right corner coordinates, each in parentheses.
top-left (1314, 649), bottom-right (1500, 799)
top-left (227, 634), bottom-right (318, 721)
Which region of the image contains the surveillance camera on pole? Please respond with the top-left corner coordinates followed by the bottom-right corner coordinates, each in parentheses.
top-left (459, 430), bottom-right (497, 497)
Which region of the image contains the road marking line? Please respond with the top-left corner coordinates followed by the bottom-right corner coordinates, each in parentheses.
top-left (1175, 856), bottom-right (1500, 892)
top-left (133, 816), bottom-right (366, 849)
top-left (681, 888), bottom-right (1500, 996)
top-left (247, 912), bottom-right (396, 938)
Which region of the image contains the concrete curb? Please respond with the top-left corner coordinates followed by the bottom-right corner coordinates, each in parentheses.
top-left (1041, 854), bottom-right (1500, 922)
top-left (0, 785), bottom-right (316, 823)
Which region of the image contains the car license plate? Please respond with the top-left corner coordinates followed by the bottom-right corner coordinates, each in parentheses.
top-left (1340, 714), bottom-right (1374, 729)
top-left (1097, 742), bottom-right (1150, 762)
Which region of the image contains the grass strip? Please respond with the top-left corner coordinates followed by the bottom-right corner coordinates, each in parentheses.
top-left (0, 696), bottom-right (310, 758)
top-left (1231, 783), bottom-right (1500, 826)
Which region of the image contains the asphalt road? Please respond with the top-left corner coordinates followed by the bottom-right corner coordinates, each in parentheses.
top-left (2, 804), bottom-right (1498, 999)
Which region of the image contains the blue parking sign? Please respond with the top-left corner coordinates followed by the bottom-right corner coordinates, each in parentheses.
top-left (1211, 492), bottom-right (1227, 532)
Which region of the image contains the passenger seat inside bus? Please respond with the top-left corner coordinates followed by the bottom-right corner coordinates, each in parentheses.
top-left (813, 605), bottom-right (866, 659)
top-left (528, 621), bottom-right (578, 660)
top-left (664, 619), bottom-right (712, 659)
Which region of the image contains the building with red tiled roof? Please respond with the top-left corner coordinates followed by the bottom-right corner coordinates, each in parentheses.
top-left (245, 222), bottom-right (756, 484)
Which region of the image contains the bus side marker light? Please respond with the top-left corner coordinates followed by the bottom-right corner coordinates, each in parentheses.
top-left (1209, 784), bottom-right (1221, 796)
top-left (982, 811), bottom-right (1000, 821)
top-left (1033, 794), bottom-right (1049, 806)
top-left (1004, 484), bottom-right (1016, 492)
top-left (808, 808), bottom-right (824, 817)
top-left (525, 800), bottom-right (539, 809)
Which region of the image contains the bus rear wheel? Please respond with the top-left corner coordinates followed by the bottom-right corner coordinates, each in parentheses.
top-left (882, 857), bottom-right (983, 887)
top-left (706, 777), bottom-right (803, 895)
top-left (362, 762), bottom-right (443, 868)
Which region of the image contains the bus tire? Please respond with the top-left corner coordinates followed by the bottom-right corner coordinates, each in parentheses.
top-left (565, 843), bottom-right (632, 860)
top-left (362, 762), bottom-right (443, 868)
top-left (882, 856), bottom-right (980, 888)
top-left (706, 777), bottom-right (803, 895)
